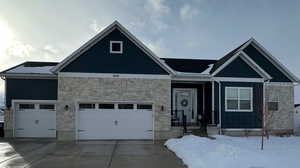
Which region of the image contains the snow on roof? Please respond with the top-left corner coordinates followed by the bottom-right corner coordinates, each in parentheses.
top-left (7, 65), bottom-right (55, 74)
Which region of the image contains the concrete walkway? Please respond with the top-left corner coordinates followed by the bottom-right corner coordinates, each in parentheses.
top-left (0, 139), bottom-right (185, 168)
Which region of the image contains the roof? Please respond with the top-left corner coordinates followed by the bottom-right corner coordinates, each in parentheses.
top-left (210, 39), bottom-right (250, 73)
top-left (295, 104), bottom-right (300, 108)
top-left (0, 62), bottom-right (58, 76)
top-left (51, 21), bottom-right (175, 75)
top-left (161, 58), bottom-right (217, 74)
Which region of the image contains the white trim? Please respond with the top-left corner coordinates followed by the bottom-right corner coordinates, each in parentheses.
top-left (211, 51), bottom-right (272, 80)
top-left (211, 81), bottom-right (215, 125)
top-left (202, 84), bottom-right (205, 115)
top-left (250, 38), bottom-right (300, 83)
top-left (11, 99), bottom-right (57, 138)
top-left (4, 79), bottom-right (7, 107)
top-left (225, 87), bottom-right (253, 112)
top-left (222, 128), bottom-right (262, 131)
top-left (110, 41), bottom-right (123, 54)
top-left (213, 77), bottom-right (264, 83)
top-left (51, 21), bottom-right (175, 75)
top-left (265, 82), bottom-right (295, 86)
top-left (239, 52), bottom-right (272, 79)
top-left (1, 74), bottom-right (57, 79)
top-left (58, 72), bottom-right (171, 79)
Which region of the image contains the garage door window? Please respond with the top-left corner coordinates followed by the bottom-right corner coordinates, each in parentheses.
top-left (99, 104), bottom-right (115, 109)
top-left (118, 104), bottom-right (134, 109)
top-left (79, 104), bottom-right (96, 110)
top-left (19, 104), bottom-right (35, 110)
top-left (39, 104), bottom-right (55, 110)
top-left (137, 104), bottom-right (152, 110)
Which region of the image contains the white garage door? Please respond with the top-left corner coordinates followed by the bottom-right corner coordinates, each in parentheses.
top-left (15, 103), bottom-right (56, 138)
top-left (295, 107), bottom-right (300, 136)
top-left (77, 103), bottom-right (153, 140)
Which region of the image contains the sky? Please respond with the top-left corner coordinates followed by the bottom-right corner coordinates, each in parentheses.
top-left (0, 0), bottom-right (300, 104)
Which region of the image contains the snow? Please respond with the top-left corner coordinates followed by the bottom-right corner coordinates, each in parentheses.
top-left (7, 65), bottom-right (54, 74)
top-left (201, 64), bottom-right (213, 74)
top-left (165, 135), bottom-right (300, 168)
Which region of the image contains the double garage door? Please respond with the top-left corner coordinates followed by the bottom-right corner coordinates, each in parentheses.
top-left (15, 103), bottom-right (56, 138)
top-left (78, 103), bottom-right (153, 140)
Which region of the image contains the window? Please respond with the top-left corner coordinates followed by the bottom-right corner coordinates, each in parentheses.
top-left (99, 104), bottom-right (115, 109)
top-left (118, 104), bottom-right (134, 109)
top-left (225, 87), bottom-right (253, 112)
top-left (79, 103), bottom-right (96, 110)
top-left (39, 104), bottom-right (55, 110)
top-left (137, 104), bottom-right (153, 110)
top-left (19, 104), bottom-right (35, 110)
top-left (268, 102), bottom-right (279, 111)
top-left (110, 41), bottom-right (123, 54)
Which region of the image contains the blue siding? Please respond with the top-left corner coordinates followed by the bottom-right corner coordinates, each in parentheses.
top-left (6, 78), bottom-right (57, 107)
top-left (243, 44), bottom-right (291, 82)
top-left (62, 29), bottom-right (168, 75)
top-left (215, 57), bottom-right (261, 78)
top-left (221, 82), bottom-right (263, 128)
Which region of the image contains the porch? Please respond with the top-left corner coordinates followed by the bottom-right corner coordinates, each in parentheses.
top-left (170, 81), bottom-right (217, 130)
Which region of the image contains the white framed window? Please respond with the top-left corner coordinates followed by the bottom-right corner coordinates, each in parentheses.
top-left (110, 41), bottom-right (123, 54)
top-left (225, 87), bottom-right (253, 112)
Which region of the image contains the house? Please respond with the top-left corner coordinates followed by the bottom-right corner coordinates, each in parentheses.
top-left (0, 21), bottom-right (298, 140)
top-left (294, 104), bottom-right (300, 136)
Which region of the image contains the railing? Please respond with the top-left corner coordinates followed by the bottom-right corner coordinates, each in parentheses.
top-left (171, 110), bottom-right (187, 132)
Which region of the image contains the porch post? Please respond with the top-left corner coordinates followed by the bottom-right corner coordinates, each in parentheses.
top-left (212, 81), bottom-right (215, 125)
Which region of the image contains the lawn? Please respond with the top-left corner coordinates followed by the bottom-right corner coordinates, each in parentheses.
top-left (165, 135), bottom-right (300, 168)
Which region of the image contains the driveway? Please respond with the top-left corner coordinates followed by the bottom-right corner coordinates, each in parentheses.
top-left (0, 139), bottom-right (185, 168)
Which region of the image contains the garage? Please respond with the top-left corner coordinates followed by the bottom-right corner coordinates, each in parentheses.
top-left (14, 101), bottom-right (56, 138)
top-left (77, 103), bottom-right (153, 140)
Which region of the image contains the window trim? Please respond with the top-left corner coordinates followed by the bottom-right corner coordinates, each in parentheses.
top-left (110, 41), bottom-right (123, 54)
top-left (225, 87), bottom-right (253, 112)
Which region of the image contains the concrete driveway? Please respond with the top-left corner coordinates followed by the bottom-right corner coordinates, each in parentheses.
top-left (0, 139), bottom-right (185, 168)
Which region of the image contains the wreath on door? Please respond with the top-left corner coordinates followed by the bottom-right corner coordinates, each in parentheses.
top-left (181, 99), bottom-right (189, 107)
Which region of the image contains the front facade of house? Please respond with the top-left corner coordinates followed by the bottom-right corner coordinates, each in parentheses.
top-left (1, 21), bottom-right (298, 140)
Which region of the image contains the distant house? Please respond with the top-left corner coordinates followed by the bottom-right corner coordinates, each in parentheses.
top-left (294, 104), bottom-right (300, 135)
top-left (0, 21), bottom-right (299, 140)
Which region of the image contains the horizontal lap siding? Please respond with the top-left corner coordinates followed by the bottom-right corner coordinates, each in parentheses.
top-left (221, 82), bottom-right (263, 128)
top-left (6, 78), bottom-right (57, 107)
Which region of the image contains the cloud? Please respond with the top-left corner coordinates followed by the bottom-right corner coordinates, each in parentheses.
top-left (89, 20), bottom-right (105, 33)
top-left (144, 0), bottom-right (171, 31)
top-left (180, 4), bottom-right (199, 20)
top-left (145, 0), bottom-right (170, 17)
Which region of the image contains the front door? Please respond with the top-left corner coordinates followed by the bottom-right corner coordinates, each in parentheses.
top-left (173, 88), bottom-right (197, 124)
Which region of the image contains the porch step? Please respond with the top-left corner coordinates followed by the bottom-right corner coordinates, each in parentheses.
top-left (183, 126), bottom-right (220, 136)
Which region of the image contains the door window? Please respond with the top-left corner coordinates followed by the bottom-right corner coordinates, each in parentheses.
top-left (19, 104), bottom-right (35, 110)
top-left (39, 104), bottom-right (55, 110)
top-left (118, 104), bottom-right (134, 109)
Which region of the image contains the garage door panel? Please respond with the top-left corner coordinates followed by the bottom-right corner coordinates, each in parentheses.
top-left (78, 106), bottom-right (153, 140)
top-left (15, 103), bottom-right (56, 138)
top-left (78, 111), bottom-right (117, 139)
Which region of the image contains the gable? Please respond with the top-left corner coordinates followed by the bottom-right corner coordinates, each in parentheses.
top-left (243, 44), bottom-right (291, 82)
top-left (215, 56), bottom-right (262, 78)
top-left (61, 28), bottom-right (169, 75)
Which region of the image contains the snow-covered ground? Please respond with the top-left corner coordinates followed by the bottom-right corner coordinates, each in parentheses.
top-left (165, 135), bottom-right (300, 168)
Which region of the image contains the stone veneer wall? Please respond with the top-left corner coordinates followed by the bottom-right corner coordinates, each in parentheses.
top-left (265, 84), bottom-right (294, 134)
top-left (57, 77), bottom-right (173, 140)
top-left (4, 108), bottom-right (13, 138)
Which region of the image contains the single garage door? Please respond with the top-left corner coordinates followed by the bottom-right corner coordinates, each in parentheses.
top-left (15, 103), bottom-right (56, 138)
top-left (78, 103), bottom-right (153, 140)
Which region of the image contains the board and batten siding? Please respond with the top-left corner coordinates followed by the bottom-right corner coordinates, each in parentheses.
top-left (220, 82), bottom-right (263, 128)
top-left (61, 29), bottom-right (169, 75)
top-left (215, 56), bottom-right (262, 78)
top-left (243, 44), bottom-right (291, 82)
top-left (5, 78), bottom-right (58, 107)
